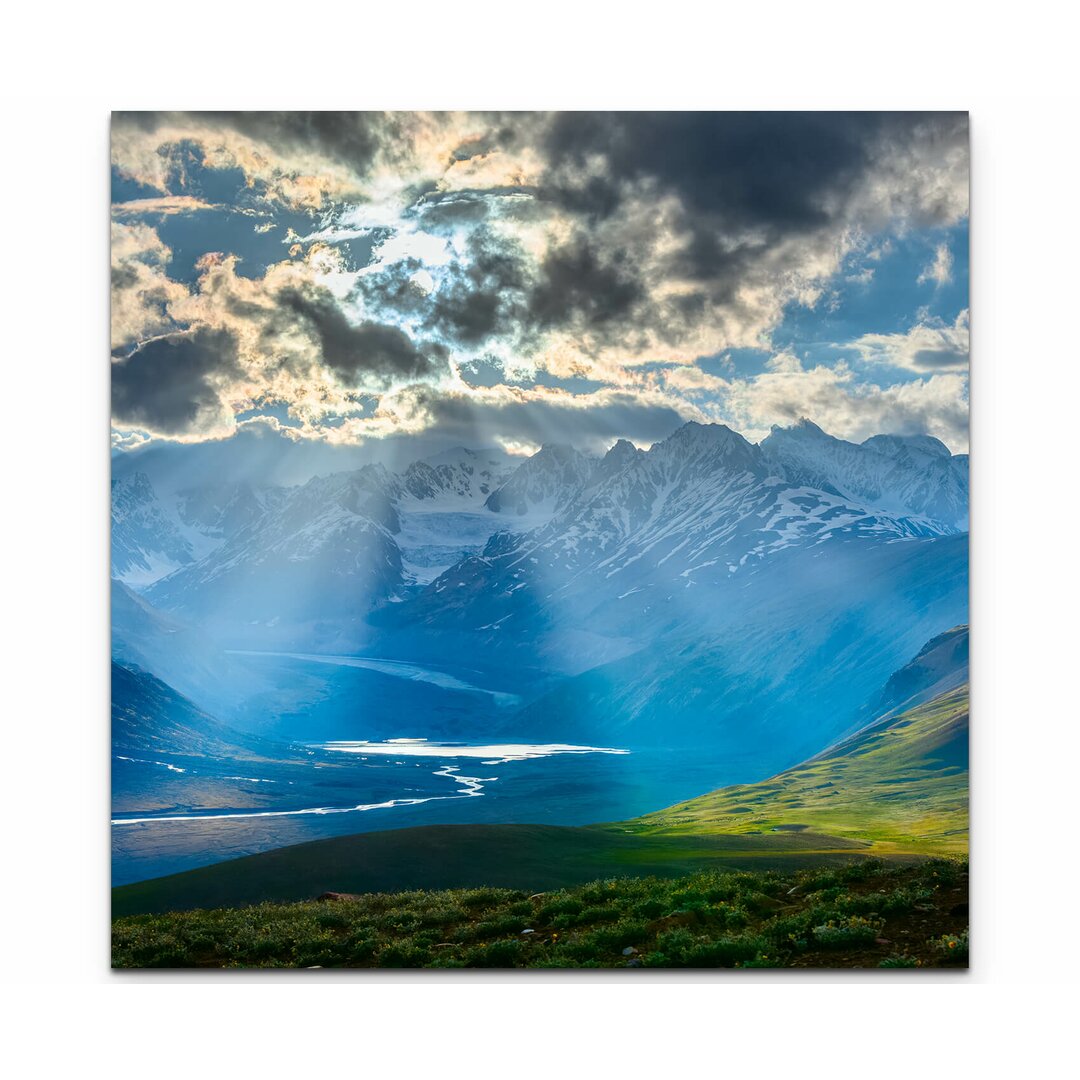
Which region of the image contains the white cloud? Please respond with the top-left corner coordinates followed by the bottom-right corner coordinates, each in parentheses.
top-left (720, 363), bottom-right (969, 452)
top-left (849, 310), bottom-right (968, 373)
top-left (111, 196), bottom-right (219, 217)
top-left (764, 352), bottom-right (804, 374)
top-left (110, 222), bottom-right (190, 350)
top-left (917, 243), bottom-right (954, 287)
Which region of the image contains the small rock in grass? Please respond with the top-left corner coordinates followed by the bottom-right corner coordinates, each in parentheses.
top-left (622, 946), bottom-right (638, 956)
top-left (521, 928), bottom-right (535, 935)
top-left (626, 958), bottom-right (643, 968)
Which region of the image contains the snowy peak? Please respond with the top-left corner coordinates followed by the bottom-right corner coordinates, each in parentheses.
top-left (762, 421), bottom-right (968, 528)
top-left (392, 413), bottom-right (965, 657)
top-left (484, 444), bottom-right (594, 516)
top-left (116, 416), bottom-right (968, 652)
top-left (589, 438), bottom-right (643, 485)
top-left (771, 417), bottom-right (828, 439)
top-left (401, 447), bottom-right (515, 507)
top-left (862, 433), bottom-right (953, 463)
top-left (112, 472), bottom-right (197, 585)
top-left (176, 481), bottom-right (282, 540)
top-left (604, 438), bottom-right (640, 466)
top-left (650, 422), bottom-right (764, 480)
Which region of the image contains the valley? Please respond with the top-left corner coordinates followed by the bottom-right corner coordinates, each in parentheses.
top-left (111, 418), bottom-right (970, 966)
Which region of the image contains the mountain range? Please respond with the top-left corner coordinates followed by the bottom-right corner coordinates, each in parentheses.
top-left (114, 421), bottom-right (965, 631)
top-left (112, 418), bottom-right (968, 772)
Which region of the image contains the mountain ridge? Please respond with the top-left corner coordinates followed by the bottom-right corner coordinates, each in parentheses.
top-left (116, 419), bottom-right (968, 660)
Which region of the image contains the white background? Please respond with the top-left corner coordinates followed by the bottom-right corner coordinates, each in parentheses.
top-left (2, 1), bottom-right (1077, 1074)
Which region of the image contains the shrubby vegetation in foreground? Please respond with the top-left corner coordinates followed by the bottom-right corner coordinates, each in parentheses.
top-left (113, 857), bottom-right (968, 969)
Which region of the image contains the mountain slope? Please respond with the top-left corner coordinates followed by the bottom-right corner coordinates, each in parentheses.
top-left (506, 534), bottom-right (967, 767)
top-left (383, 423), bottom-right (959, 653)
top-left (400, 446), bottom-right (515, 507)
top-left (139, 449), bottom-right (543, 639)
top-left (111, 578), bottom-right (262, 715)
top-left (876, 624), bottom-right (968, 718)
top-left (483, 443), bottom-right (594, 516)
top-left (146, 468), bottom-right (405, 648)
top-left (630, 684), bottom-right (968, 853)
top-left (112, 472), bottom-right (278, 586)
top-left (121, 420), bottom-right (968, 663)
top-left (111, 472), bottom-right (198, 585)
top-left (112, 662), bottom-right (276, 761)
top-left (373, 424), bottom-right (967, 750)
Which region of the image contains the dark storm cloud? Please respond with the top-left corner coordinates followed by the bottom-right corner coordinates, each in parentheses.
top-left (511, 111), bottom-right (970, 345)
top-left (355, 226), bottom-right (534, 350)
top-left (527, 234), bottom-right (643, 330)
top-left (543, 112), bottom-right (966, 235)
top-left (395, 384), bottom-right (695, 453)
top-left (354, 258), bottom-right (432, 319)
top-left (110, 112), bottom-right (970, 452)
top-left (421, 227), bottom-right (531, 345)
top-left (114, 111), bottom-right (392, 176)
top-left (275, 287), bottom-right (447, 385)
top-left (112, 327), bottom-right (240, 436)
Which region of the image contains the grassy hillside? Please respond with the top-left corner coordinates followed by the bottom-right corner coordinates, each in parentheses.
top-left (113, 857), bottom-right (968, 969)
top-left (629, 685), bottom-right (968, 854)
top-left (113, 823), bottom-right (871, 917)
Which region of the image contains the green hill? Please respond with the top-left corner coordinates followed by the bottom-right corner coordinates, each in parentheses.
top-left (112, 823), bottom-right (871, 918)
top-left (629, 684), bottom-right (968, 854)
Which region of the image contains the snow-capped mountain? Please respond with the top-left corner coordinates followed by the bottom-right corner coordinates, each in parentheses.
top-left (176, 481), bottom-right (285, 540)
top-left (761, 418), bottom-right (968, 528)
top-left (112, 472), bottom-right (283, 586)
top-left (134, 445), bottom-right (579, 638)
top-left (400, 447), bottom-right (516, 508)
top-left (145, 467), bottom-right (405, 646)
top-left (483, 444), bottom-right (595, 517)
top-left (112, 472), bottom-right (206, 586)
top-left (121, 419), bottom-right (968, 665)
top-left (361, 421), bottom-right (967, 767)
top-left (395, 448), bottom-right (518, 584)
top-left (113, 449), bottom-right (520, 593)
top-left (386, 422), bottom-right (961, 649)
top-left (140, 448), bottom-right (523, 642)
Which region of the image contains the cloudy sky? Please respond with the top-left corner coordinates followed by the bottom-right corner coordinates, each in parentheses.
top-left (111, 111), bottom-right (969, 464)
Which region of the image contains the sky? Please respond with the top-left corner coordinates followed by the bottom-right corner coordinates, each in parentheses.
top-left (110, 111), bottom-right (969, 470)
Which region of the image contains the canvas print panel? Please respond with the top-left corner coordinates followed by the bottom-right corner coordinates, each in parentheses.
top-left (110, 112), bottom-right (969, 969)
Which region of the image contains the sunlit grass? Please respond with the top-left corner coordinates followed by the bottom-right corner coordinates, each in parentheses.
top-left (626, 686), bottom-right (969, 854)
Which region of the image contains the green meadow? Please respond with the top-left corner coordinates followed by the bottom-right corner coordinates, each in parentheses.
top-left (113, 857), bottom-right (968, 969)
